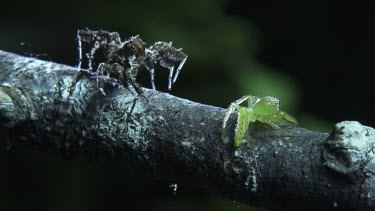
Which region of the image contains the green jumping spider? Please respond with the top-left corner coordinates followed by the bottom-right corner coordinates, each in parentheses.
top-left (222, 95), bottom-right (298, 147)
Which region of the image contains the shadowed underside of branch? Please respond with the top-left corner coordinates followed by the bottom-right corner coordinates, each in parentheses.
top-left (1, 50), bottom-right (375, 210)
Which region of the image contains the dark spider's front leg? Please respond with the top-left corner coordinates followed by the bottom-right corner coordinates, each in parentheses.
top-left (159, 57), bottom-right (187, 90)
top-left (144, 50), bottom-right (156, 90)
top-left (125, 66), bottom-right (148, 101)
top-left (77, 29), bottom-right (121, 72)
top-left (148, 42), bottom-right (188, 90)
top-left (77, 29), bottom-right (121, 45)
top-left (97, 63), bottom-right (135, 96)
top-left (97, 63), bottom-right (147, 100)
top-left (172, 54), bottom-right (187, 84)
top-left (157, 59), bottom-right (175, 91)
top-left (97, 63), bottom-right (110, 96)
top-left (77, 32), bottom-right (83, 72)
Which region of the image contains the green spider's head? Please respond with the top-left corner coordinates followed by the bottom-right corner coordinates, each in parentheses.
top-left (251, 96), bottom-right (280, 115)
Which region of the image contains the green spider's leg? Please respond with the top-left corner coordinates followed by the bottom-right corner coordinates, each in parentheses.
top-left (222, 95), bottom-right (251, 132)
top-left (248, 95), bottom-right (259, 108)
top-left (257, 116), bottom-right (281, 130)
top-left (232, 96), bottom-right (259, 146)
top-left (234, 107), bottom-right (251, 147)
top-left (236, 95), bottom-right (252, 105)
top-left (277, 111), bottom-right (298, 125)
top-left (222, 104), bottom-right (237, 131)
top-left (222, 103), bottom-right (239, 140)
top-left (265, 119), bottom-right (281, 129)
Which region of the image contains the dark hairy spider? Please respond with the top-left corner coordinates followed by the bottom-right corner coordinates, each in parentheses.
top-left (77, 29), bottom-right (188, 96)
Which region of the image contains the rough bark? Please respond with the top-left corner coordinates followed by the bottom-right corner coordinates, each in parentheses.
top-left (1, 50), bottom-right (375, 210)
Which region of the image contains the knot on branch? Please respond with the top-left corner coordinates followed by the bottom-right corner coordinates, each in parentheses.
top-left (0, 83), bottom-right (35, 127)
top-left (323, 121), bottom-right (375, 182)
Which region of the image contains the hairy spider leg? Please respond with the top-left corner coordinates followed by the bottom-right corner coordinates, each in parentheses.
top-left (144, 60), bottom-right (156, 90)
top-left (97, 63), bottom-right (146, 100)
top-left (144, 49), bottom-right (156, 90)
top-left (77, 33), bottom-right (83, 72)
top-left (122, 65), bottom-right (149, 102)
top-left (97, 63), bottom-right (109, 96)
top-left (150, 67), bottom-right (155, 90)
top-left (168, 66), bottom-right (174, 90)
top-left (76, 31), bottom-right (96, 72)
top-left (172, 56), bottom-right (187, 84)
top-left (144, 65), bottom-right (156, 90)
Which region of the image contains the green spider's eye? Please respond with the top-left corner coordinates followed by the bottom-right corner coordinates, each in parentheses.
top-left (267, 99), bottom-right (278, 105)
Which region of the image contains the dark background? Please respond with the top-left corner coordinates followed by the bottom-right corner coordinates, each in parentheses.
top-left (1, 0), bottom-right (374, 210)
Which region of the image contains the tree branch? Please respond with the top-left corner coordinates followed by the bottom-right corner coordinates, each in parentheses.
top-left (1, 50), bottom-right (375, 210)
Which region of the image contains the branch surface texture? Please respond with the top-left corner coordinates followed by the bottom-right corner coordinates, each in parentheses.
top-left (1, 50), bottom-right (375, 211)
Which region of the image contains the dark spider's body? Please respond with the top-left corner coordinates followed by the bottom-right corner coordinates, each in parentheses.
top-left (77, 29), bottom-right (187, 96)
